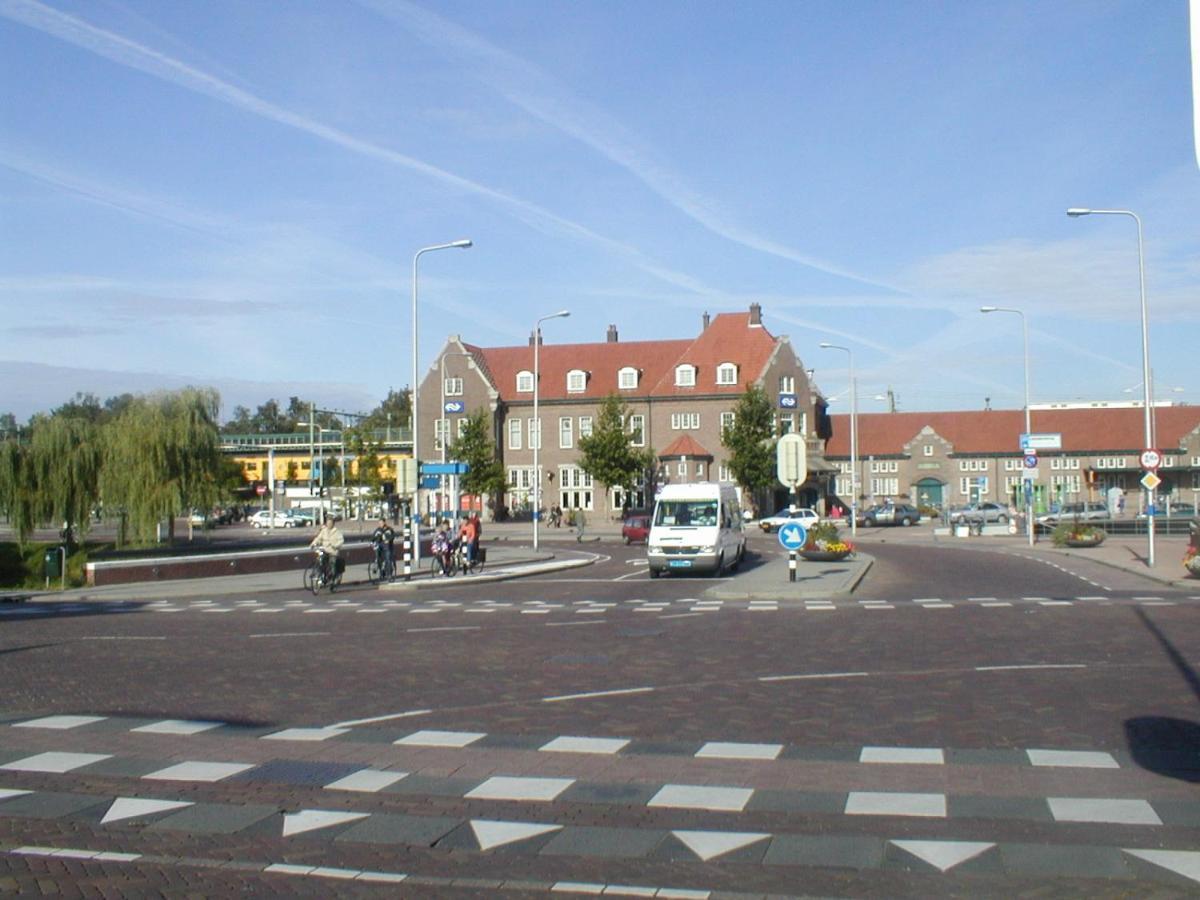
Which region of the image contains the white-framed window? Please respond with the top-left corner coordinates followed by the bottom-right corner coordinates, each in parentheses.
top-left (457, 418), bottom-right (469, 439)
top-left (778, 414), bottom-right (795, 435)
top-left (434, 418), bottom-right (449, 451)
top-left (508, 418), bottom-right (522, 450)
top-left (516, 370), bottom-right (534, 393)
top-left (567, 369), bottom-right (587, 393)
top-left (1004, 475), bottom-right (1024, 493)
top-left (696, 462), bottom-right (706, 478)
top-left (1191, 455), bottom-right (1200, 467)
top-left (923, 445), bottom-right (934, 457)
top-left (959, 476), bottom-right (990, 496)
top-left (871, 477), bottom-right (899, 496)
top-left (870, 460), bottom-right (899, 474)
top-left (559, 416), bottom-right (573, 449)
top-left (716, 362), bottom-right (737, 385)
top-left (1052, 474), bottom-right (1082, 494)
top-left (558, 465), bottom-right (594, 510)
top-left (958, 459), bottom-right (988, 472)
top-left (1050, 457), bottom-right (1081, 470)
top-left (718, 464), bottom-right (732, 483)
top-left (628, 414), bottom-right (645, 446)
top-left (579, 415), bottom-right (593, 438)
top-left (1004, 458), bottom-right (1024, 471)
top-left (528, 417), bottom-right (541, 450)
top-left (720, 411), bottom-right (735, 433)
top-left (798, 412), bottom-right (808, 435)
top-left (618, 367), bottom-right (639, 390)
top-left (675, 364), bottom-right (696, 387)
top-left (835, 474), bottom-right (851, 495)
top-left (677, 461), bottom-right (687, 476)
top-left (1192, 472), bottom-right (1200, 489)
top-left (671, 412), bottom-right (700, 430)
top-left (1161, 456), bottom-right (1176, 468)
top-left (779, 374), bottom-right (795, 394)
top-left (443, 376), bottom-right (463, 396)
top-left (1094, 457), bottom-right (1126, 469)
top-left (507, 467), bottom-right (534, 490)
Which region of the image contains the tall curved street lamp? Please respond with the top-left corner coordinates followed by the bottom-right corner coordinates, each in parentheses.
top-left (820, 342), bottom-right (857, 538)
top-left (1066, 208), bottom-right (1155, 567)
top-left (533, 310), bottom-right (570, 550)
top-left (412, 239), bottom-right (472, 568)
top-left (980, 305), bottom-right (1035, 547)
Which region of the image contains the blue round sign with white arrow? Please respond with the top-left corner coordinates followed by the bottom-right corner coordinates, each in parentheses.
top-left (777, 522), bottom-right (807, 551)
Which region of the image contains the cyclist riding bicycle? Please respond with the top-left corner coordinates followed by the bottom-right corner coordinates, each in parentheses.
top-left (431, 521), bottom-right (454, 575)
top-left (309, 513), bottom-right (345, 584)
top-left (370, 518), bottom-right (395, 579)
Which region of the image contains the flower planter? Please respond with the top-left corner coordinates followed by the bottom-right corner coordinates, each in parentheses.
top-left (1064, 534), bottom-right (1105, 548)
top-left (799, 549), bottom-right (853, 562)
top-left (1184, 555), bottom-right (1200, 578)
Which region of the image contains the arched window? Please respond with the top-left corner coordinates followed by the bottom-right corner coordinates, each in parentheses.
top-left (617, 366), bottom-right (639, 390)
top-left (516, 370), bottom-right (534, 392)
top-left (675, 364), bottom-right (696, 387)
top-left (716, 362), bottom-right (738, 385)
top-left (567, 369), bottom-right (587, 393)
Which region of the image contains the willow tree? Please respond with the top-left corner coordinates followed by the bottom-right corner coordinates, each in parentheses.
top-left (0, 414), bottom-right (100, 546)
top-left (102, 388), bottom-right (223, 543)
top-left (0, 437), bottom-right (35, 541)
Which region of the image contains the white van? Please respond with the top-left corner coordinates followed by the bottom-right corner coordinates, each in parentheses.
top-left (647, 483), bottom-right (746, 578)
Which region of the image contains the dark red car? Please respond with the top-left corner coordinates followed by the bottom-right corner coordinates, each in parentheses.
top-left (621, 513), bottom-right (650, 544)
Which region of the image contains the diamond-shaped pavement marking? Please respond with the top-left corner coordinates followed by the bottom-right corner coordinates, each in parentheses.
top-left (860, 747), bottom-right (945, 765)
top-left (1047, 797), bottom-right (1162, 825)
top-left (845, 792), bottom-right (946, 818)
top-left (648, 784), bottom-right (754, 812)
top-left (540, 825), bottom-right (667, 859)
top-left (465, 776), bottom-right (574, 802)
top-left (694, 742), bottom-right (782, 761)
top-left (1, 752), bottom-right (111, 773)
top-left (334, 812), bottom-right (460, 846)
top-left (1124, 849), bottom-right (1200, 886)
top-left (282, 809), bottom-right (370, 837)
top-left (1027, 749), bottom-right (1119, 769)
top-left (145, 802), bottom-right (278, 835)
top-left (764, 834), bottom-right (885, 870)
top-left (468, 819), bottom-right (563, 851)
top-left (13, 715), bottom-right (106, 731)
top-left (143, 761), bottom-right (255, 782)
top-left (101, 798), bottom-right (194, 825)
top-left (395, 729), bottom-right (486, 748)
top-left (0, 789), bottom-right (32, 802)
top-left (671, 830), bottom-right (771, 862)
top-left (324, 769), bottom-right (408, 793)
top-left (262, 727), bottom-right (350, 742)
top-left (890, 840), bottom-right (996, 872)
top-left (539, 736), bottom-right (630, 755)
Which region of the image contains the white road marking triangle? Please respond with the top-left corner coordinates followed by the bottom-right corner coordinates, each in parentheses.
top-left (891, 840), bottom-right (995, 872)
top-left (281, 809), bottom-right (369, 837)
top-left (101, 797), bottom-right (193, 824)
top-left (1124, 849), bottom-right (1200, 884)
top-left (469, 819), bottom-right (562, 851)
top-left (672, 830), bottom-right (771, 862)
top-left (0, 789), bottom-right (32, 801)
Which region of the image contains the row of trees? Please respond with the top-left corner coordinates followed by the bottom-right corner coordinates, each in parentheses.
top-left (221, 389), bottom-right (411, 435)
top-left (0, 388), bottom-right (241, 546)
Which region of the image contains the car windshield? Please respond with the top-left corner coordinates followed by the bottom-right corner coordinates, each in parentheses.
top-left (654, 500), bottom-right (720, 527)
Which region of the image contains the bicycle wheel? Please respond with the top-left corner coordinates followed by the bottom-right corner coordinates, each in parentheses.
top-left (307, 563), bottom-right (322, 596)
top-left (367, 560), bottom-right (380, 585)
top-left (303, 563), bottom-right (315, 592)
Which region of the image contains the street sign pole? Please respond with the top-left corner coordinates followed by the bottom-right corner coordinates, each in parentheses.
top-left (776, 435), bottom-right (809, 582)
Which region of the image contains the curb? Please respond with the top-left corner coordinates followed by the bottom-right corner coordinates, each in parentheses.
top-left (703, 553), bottom-right (875, 601)
top-left (376, 554), bottom-right (596, 591)
top-left (1043, 546), bottom-right (1197, 590)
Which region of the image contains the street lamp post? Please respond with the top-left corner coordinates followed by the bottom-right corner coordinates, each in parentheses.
top-left (820, 343), bottom-right (857, 538)
top-left (411, 239), bottom-right (472, 568)
top-left (1067, 208), bottom-right (1155, 567)
top-left (980, 305), bottom-right (1035, 547)
top-left (440, 351), bottom-right (476, 522)
top-left (533, 310), bottom-right (571, 550)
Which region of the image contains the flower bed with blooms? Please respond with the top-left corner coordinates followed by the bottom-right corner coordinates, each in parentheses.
top-left (1185, 546), bottom-right (1200, 577)
top-left (1051, 522), bottom-right (1106, 547)
top-left (803, 522), bottom-right (855, 555)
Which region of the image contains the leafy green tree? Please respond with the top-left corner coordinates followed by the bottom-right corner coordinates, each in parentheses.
top-left (447, 410), bottom-right (506, 502)
top-left (361, 388), bottom-right (412, 434)
top-left (346, 426), bottom-right (385, 501)
top-left (101, 388), bottom-right (224, 543)
top-left (577, 394), bottom-right (656, 501)
top-left (721, 384), bottom-right (777, 496)
top-left (222, 405), bottom-right (254, 434)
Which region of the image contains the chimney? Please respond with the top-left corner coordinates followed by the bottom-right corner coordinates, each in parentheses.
top-left (702, 312), bottom-right (710, 331)
top-left (529, 331), bottom-right (543, 347)
top-left (749, 303), bottom-right (762, 326)
top-left (606, 324), bottom-right (618, 343)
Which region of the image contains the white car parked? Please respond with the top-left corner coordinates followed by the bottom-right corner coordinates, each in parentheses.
top-left (249, 510), bottom-right (293, 528)
top-left (757, 507), bottom-right (821, 533)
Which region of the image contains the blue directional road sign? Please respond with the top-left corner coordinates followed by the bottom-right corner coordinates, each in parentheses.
top-left (777, 522), bottom-right (807, 551)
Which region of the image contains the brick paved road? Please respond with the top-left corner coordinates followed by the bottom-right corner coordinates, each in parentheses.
top-left (1, 534), bottom-right (1198, 896)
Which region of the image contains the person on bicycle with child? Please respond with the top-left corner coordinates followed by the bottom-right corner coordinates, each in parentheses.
top-left (431, 520), bottom-right (454, 575)
top-left (371, 518), bottom-right (395, 580)
top-left (309, 513), bottom-right (345, 583)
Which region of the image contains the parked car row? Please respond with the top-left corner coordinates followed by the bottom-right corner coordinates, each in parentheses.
top-left (858, 503), bottom-right (922, 527)
top-left (249, 508), bottom-right (318, 528)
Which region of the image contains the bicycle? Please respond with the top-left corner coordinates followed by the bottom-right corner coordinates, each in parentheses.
top-left (367, 547), bottom-right (395, 584)
top-left (452, 542), bottom-right (486, 576)
top-left (306, 550), bottom-right (342, 595)
top-left (429, 548), bottom-right (455, 578)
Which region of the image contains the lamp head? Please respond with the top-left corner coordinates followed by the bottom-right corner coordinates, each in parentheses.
top-left (979, 306), bottom-right (998, 313)
top-left (450, 239), bottom-right (473, 248)
top-left (1066, 208), bottom-right (1091, 217)
top-left (819, 342), bottom-right (833, 349)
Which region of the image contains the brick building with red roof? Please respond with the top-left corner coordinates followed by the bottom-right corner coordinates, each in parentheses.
top-left (825, 406), bottom-right (1200, 514)
top-left (418, 304), bottom-right (830, 520)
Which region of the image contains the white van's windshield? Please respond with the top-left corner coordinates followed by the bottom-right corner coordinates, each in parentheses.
top-left (654, 500), bottom-right (719, 527)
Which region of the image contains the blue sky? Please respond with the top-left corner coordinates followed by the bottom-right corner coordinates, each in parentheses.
top-left (2, 0), bottom-right (1197, 423)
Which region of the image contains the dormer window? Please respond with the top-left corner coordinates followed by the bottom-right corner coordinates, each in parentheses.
top-left (675, 364), bottom-right (696, 387)
top-left (567, 369), bottom-right (587, 393)
top-left (516, 370), bottom-right (534, 393)
top-left (716, 362), bottom-right (737, 385)
top-left (617, 366), bottom-right (639, 390)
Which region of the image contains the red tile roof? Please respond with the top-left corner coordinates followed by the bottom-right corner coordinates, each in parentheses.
top-left (826, 407), bottom-right (1200, 456)
top-left (469, 311), bottom-right (780, 403)
top-left (660, 435), bottom-right (713, 458)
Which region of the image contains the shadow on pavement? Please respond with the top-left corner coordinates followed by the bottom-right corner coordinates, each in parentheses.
top-left (1125, 608), bottom-right (1200, 782)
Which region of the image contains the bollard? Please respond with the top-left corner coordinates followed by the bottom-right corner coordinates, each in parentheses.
top-left (402, 518), bottom-right (412, 582)
top-left (788, 550), bottom-right (796, 582)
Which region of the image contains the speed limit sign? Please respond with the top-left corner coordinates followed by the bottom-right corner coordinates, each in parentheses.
top-left (1140, 448), bottom-right (1162, 470)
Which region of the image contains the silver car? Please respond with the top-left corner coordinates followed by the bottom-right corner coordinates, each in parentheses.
top-left (949, 502), bottom-right (1012, 524)
top-left (1037, 502), bottom-right (1109, 526)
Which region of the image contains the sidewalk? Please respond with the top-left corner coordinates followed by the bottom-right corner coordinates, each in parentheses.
top-left (1021, 532), bottom-right (1197, 589)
